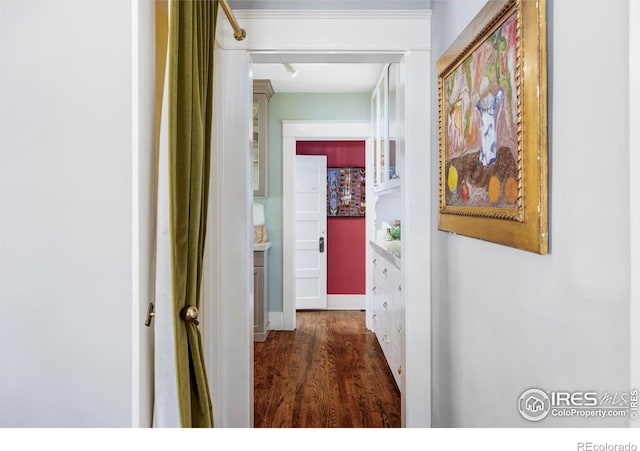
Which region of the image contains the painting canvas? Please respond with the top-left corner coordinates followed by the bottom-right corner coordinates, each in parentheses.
top-left (444, 11), bottom-right (518, 209)
top-left (437, 0), bottom-right (548, 254)
top-left (327, 168), bottom-right (366, 217)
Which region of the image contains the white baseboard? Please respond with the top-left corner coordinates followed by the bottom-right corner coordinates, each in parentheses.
top-left (327, 295), bottom-right (365, 310)
top-left (268, 296), bottom-right (365, 331)
top-left (268, 311), bottom-right (284, 330)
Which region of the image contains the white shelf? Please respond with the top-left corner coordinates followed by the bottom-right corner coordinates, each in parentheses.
top-left (373, 178), bottom-right (401, 196)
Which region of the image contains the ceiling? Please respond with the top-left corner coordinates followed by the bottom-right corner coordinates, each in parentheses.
top-left (233, 0), bottom-right (428, 93)
top-left (251, 63), bottom-right (385, 93)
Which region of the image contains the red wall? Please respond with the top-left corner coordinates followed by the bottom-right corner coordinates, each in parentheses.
top-left (297, 141), bottom-right (365, 295)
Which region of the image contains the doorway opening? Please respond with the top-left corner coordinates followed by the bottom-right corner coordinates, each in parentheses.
top-left (208, 8), bottom-right (432, 427)
top-left (296, 140), bottom-right (367, 311)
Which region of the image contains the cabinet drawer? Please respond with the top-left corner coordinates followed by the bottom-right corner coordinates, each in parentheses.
top-left (372, 292), bottom-right (398, 370)
top-left (389, 318), bottom-right (402, 378)
top-left (372, 255), bottom-right (400, 295)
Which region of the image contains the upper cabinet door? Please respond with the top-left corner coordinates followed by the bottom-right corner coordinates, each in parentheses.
top-left (253, 80), bottom-right (273, 198)
top-left (371, 64), bottom-right (400, 195)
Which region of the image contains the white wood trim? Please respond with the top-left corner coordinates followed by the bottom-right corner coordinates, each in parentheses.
top-left (254, 324), bottom-right (271, 342)
top-left (204, 46), bottom-right (224, 428)
top-left (235, 10), bottom-right (432, 21)
top-left (206, 49), bottom-right (253, 428)
top-left (250, 53), bottom-right (404, 64)
top-left (630, 0), bottom-right (639, 426)
top-left (282, 135), bottom-right (295, 330)
top-left (283, 121), bottom-right (371, 139)
top-left (402, 51), bottom-right (431, 428)
top-left (131, 0), bottom-right (155, 428)
top-left (130, 0), bottom-right (141, 427)
top-left (218, 9), bottom-right (431, 51)
top-left (327, 295), bottom-right (366, 310)
top-left (268, 312), bottom-right (284, 331)
top-left (283, 121), bottom-right (371, 331)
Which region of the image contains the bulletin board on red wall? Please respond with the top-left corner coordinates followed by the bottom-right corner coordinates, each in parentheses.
top-left (327, 167), bottom-right (366, 217)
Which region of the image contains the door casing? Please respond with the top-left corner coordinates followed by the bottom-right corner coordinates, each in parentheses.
top-left (206, 9), bottom-right (432, 428)
top-left (283, 122), bottom-right (371, 330)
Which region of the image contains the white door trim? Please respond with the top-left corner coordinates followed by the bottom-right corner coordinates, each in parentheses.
top-left (283, 121), bottom-right (371, 330)
top-left (208, 8), bottom-right (432, 428)
top-left (206, 48), bottom-right (253, 428)
top-left (131, 0), bottom-right (155, 428)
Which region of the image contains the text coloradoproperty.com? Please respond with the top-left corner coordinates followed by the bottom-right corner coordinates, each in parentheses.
top-left (553, 408), bottom-right (629, 418)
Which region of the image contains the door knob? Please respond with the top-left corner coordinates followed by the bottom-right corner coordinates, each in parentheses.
top-left (319, 236), bottom-right (325, 253)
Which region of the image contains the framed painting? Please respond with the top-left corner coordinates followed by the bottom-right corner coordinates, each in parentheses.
top-left (327, 167), bottom-right (366, 217)
top-left (437, 0), bottom-right (548, 254)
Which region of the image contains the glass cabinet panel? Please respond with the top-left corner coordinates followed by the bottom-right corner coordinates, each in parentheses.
top-left (372, 64), bottom-right (401, 191)
top-left (380, 71), bottom-right (388, 186)
top-left (253, 101), bottom-right (260, 192)
top-left (252, 80), bottom-right (273, 197)
top-left (388, 63), bottom-right (398, 181)
top-left (372, 87), bottom-right (380, 187)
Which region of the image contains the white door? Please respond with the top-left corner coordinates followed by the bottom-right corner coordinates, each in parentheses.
top-left (295, 155), bottom-right (327, 310)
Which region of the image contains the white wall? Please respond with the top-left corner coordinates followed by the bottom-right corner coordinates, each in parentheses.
top-left (430, 0), bottom-right (630, 427)
top-left (631, 0), bottom-right (640, 421)
top-left (0, 0), bottom-right (140, 427)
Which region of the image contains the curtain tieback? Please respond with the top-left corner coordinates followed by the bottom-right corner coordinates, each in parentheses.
top-left (180, 305), bottom-right (200, 326)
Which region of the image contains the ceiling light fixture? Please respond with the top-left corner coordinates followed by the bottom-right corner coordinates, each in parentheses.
top-left (283, 63), bottom-right (298, 78)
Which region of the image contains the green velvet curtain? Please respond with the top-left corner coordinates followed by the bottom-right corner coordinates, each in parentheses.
top-left (167, 0), bottom-right (217, 428)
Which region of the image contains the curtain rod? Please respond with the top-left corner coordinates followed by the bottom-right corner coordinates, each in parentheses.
top-left (220, 0), bottom-right (246, 41)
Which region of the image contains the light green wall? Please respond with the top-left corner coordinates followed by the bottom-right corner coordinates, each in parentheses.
top-left (256, 93), bottom-right (371, 312)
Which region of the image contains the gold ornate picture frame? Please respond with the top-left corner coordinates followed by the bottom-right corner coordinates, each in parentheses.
top-left (437, 0), bottom-right (548, 254)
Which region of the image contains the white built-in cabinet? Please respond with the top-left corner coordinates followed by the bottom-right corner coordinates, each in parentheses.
top-left (369, 62), bottom-right (405, 392)
top-left (370, 243), bottom-right (404, 389)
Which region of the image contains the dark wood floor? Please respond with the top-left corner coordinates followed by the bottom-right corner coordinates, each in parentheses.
top-left (254, 310), bottom-right (401, 428)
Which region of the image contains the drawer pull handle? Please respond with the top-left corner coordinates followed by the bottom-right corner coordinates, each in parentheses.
top-left (397, 366), bottom-right (402, 375)
top-left (372, 286), bottom-right (377, 293)
top-left (382, 268), bottom-right (388, 276)
top-left (372, 314), bottom-right (377, 320)
top-left (397, 325), bottom-right (402, 333)
top-left (373, 258), bottom-right (377, 264)
top-left (383, 301), bottom-right (388, 309)
top-left (397, 285), bottom-right (402, 292)
top-left (383, 334), bottom-right (389, 343)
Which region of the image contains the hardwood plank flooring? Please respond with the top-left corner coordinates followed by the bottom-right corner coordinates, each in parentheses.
top-left (254, 310), bottom-right (401, 428)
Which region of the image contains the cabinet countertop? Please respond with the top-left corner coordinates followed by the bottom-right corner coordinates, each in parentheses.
top-left (254, 241), bottom-right (272, 251)
top-left (369, 240), bottom-right (401, 270)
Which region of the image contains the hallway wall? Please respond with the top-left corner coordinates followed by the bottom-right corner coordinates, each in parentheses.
top-left (258, 93), bottom-right (371, 312)
top-left (430, 0), bottom-right (631, 426)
